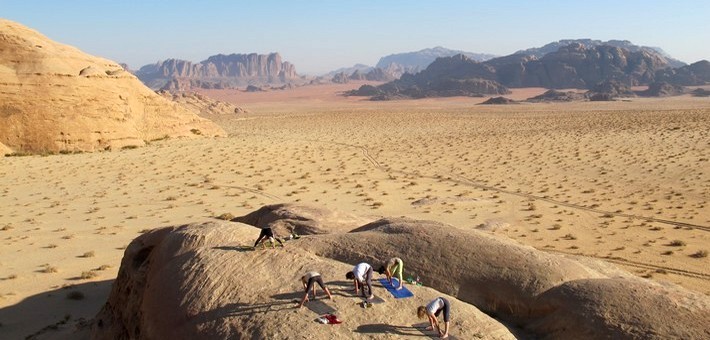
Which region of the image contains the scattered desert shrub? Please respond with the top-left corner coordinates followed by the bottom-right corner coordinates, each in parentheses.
top-left (690, 250), bottom-right (708, 258)
top-left (80, 271), bottom-right (98, 279)
top-left (121, 145), bottom-right (139, 150)
top-left (668, 240), bottom-right (686, 247)
top-left (80, 251), bottom-right (95, 258)
top-left (41, 265), bottom-right (58, 273)
top-left (190, 128), bottom-right (202, 135)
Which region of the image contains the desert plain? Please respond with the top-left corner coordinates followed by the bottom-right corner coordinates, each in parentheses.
top-left (1, 83), bottom-right (709, 338)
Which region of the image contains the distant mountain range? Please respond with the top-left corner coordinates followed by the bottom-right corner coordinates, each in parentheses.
top-left (135, 53), bottom-right (299, 91)
top-left (349, 42), bottom-right (709, 100)
top-left (516, 39), bottom-right (687, 68)
top-left (375, 46), bottom-right (497, 78)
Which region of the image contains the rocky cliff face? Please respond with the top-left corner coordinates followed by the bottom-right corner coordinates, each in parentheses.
top-left (136, 53), bottom-right (299, 91)
top-left (0, 19), bottom-right (224, 154)
top-left (516, 39), bottom-right (687, 68)
top-left (490, 43), bottom-right (673, 88)
top-left (656, 60), bottom-right (710, 85)
top-left (351, 43), bottom-right (690, 100)
top-left (349, 54), bottom-right (509, 100)
top-left (376, 46), bottom-right (497, 78)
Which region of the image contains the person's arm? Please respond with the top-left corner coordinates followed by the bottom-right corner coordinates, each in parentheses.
top-left (427, 314), bottom-right (438, 331)
top-left (440, 321), bottom-right (449, 338)
top-left (298, 291), bottom-right (310, 308)
top-left (386, 268), bottom-right (393, 284)
top-left (353, 279), bottom-right (359, 295)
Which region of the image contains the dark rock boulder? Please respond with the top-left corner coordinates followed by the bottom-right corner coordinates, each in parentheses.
top-left (526, 90), bottom-right (586, 102)
top-left (638, 82), bottom-right (686, 97)
top-left (479, 96), bottom-right (518, 105)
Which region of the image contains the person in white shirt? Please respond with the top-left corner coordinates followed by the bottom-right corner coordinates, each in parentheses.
top-left (298, 271), bottom-right (333, 308)
top-left (417, 297), bottom-right (451, 338)
top-left (345, 262), bottom-right (374, 299)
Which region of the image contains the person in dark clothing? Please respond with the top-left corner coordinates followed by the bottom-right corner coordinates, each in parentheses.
top-left (253, 227), bottom-right (284, 249)
top-left (298, 271), bottom-right (333, 308)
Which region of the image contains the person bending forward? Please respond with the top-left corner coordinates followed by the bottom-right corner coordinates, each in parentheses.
top-left (417, 297), bottom-right (451, 338)
top-left (298, 271), bottom-right (333, 308)
top-left (346, 262), bottom-right (374, 299)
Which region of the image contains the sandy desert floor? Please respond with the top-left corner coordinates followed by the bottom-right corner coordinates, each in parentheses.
top-left (1, 83), bottom-right (709, 338)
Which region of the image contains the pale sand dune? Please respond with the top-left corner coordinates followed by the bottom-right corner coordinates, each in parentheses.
top-left (1, 85), bottom-right (709, 338)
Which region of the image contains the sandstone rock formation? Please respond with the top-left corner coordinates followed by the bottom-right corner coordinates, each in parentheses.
top-left (525, 90), bottom-right (586, 102)
top-left (331, 71), bottom-right (349, 84)
top-left (0, 19), bottom-right (224, 154)
top-left (637, 81), bottom-right (686, 97)
top-left (93, 205), bottom-right (710, 339)
top-left (656, 60), bottom-right (710, 85)
top-left (231, 203), bottom-right (373, 236)
top-left (157, 91), bottom-right (247, 116)
top-left (479, 97), bottom-right (517, 105)
top-left (352, 42), bottom-right (698, 100)
top-left (349, 54), bottom-right (510, 100)
top-left (516, 39), bottom-right (686, 68)
top-left (92, 221), bottom-right (515, 339)
top-left (136, 53), bottom-right (299, 91)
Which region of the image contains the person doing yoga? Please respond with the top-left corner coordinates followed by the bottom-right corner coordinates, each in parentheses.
top-left (253, 226), bottom-right (284, 249)
top-left (345, 262), bottom-right (374, 300)
top-left (417, 297), bottom-right (451, 338)
top-left (298, 271), bottom-right (333, 308)
top-left (377, 257), bottom-right (404, 290)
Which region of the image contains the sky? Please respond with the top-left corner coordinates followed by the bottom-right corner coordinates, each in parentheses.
top-left (2, 0), bottom-right (709, 75)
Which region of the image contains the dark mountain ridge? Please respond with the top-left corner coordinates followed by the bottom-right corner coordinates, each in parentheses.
top-left (349, 41), bottom-right (708, 100)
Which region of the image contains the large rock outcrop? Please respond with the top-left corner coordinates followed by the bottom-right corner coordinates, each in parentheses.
top-left (0, 19), bottom-right (224, 154)
top-left (157, 91), bottom-right (247, 116)
top-left (349, 54), bottom-right (510, 100)
top-left (93, 205), bottom-right (710, 339)
top-left (136, 53), bottom-right (299, 91)
top-left (516, 39), bottom-right (686, 68)
top-left (655, 60), bottom-right (710, 85)
top-left (92, 221), bottom-right (515, 339)
top-left (231, 203), bottom-right (373, 235)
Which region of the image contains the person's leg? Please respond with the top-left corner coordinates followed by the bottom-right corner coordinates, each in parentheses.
top-left (306, 278), bottom-right (315, 296)
top-left (365, 267), bottom-right (373, 298)
top-left (314, 276), bottom-right (326, 297)
top-left (395, 259), bottom-right (404, 288)
top-left (254, 229), bottom-right (267, 247)
top-left (441, 298), bottom-right (450, 337)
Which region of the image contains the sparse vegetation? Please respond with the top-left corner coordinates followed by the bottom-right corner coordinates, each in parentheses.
top-left (668, 240), bottom-right (686, 247)
top-left (690, 250), bottom-right (708, 258)
top-left (80, 251), bottom-right (95, 258)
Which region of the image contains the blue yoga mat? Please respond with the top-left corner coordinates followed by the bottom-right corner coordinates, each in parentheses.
top-left (377, 278), bottom-right (414, 298)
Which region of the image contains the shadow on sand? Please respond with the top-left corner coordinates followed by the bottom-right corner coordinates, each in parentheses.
top-left (0, 279), bottom-right (114, 339)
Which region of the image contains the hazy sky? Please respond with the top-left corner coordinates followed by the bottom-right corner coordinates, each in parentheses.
top-left (2, 0), bottom-right (709, 75)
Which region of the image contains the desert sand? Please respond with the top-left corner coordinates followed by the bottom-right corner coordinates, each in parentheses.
top-left (1, 84), bottom-right (709, 338)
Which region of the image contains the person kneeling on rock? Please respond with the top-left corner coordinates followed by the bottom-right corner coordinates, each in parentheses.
top-left (418, 297), bottom-right (451, 339)
top-left (346, 262), bottom-right (374, 300)
top-left (253, 226), bottom-right (284, 249)
top-left (298, 271), bottom-right (333, 308)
